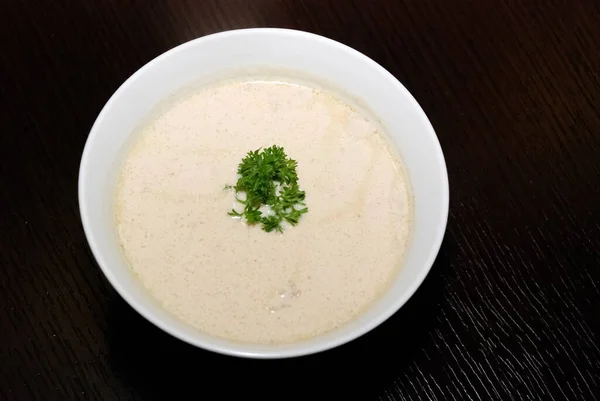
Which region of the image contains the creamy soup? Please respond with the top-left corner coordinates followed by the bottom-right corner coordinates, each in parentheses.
top-left (115, 76), bottom-right (412, 344)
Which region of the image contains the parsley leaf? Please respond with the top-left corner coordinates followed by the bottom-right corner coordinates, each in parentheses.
top-left (226, 145), bottom-right (308, 233)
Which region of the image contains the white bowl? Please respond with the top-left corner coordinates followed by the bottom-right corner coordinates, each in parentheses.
top-left (79, 28), bottom-right (449, 359)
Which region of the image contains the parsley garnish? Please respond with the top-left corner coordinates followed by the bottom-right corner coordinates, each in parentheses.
top-left (226, 145), bottom-right (308, 233)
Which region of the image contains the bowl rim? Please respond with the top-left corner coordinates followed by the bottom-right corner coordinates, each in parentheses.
top-left (78, 27), bottom-right (449, 359)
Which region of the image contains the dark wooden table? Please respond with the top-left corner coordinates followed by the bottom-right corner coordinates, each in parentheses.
top-left (2, 1), bottom-right (600, 400)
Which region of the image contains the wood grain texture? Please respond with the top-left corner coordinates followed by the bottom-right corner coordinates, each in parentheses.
top-left (1, 0), bottom-right (599, 400)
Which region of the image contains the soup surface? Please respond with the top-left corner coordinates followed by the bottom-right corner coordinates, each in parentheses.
top-left (115, 76), bottom-right (412, 344)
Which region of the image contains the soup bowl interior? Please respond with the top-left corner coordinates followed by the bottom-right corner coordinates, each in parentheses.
top-left (78, 28), bottom-right (449, 359)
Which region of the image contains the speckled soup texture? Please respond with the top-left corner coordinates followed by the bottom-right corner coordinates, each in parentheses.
top-left (114, 77), bottom-right (412, 344)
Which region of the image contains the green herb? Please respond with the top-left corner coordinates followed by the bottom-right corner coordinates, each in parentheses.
top-left (226, 145), bottom-right (308, 233)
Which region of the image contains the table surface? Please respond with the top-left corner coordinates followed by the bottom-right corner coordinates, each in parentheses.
top-left (2, 1), bottom-right (600, 400)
